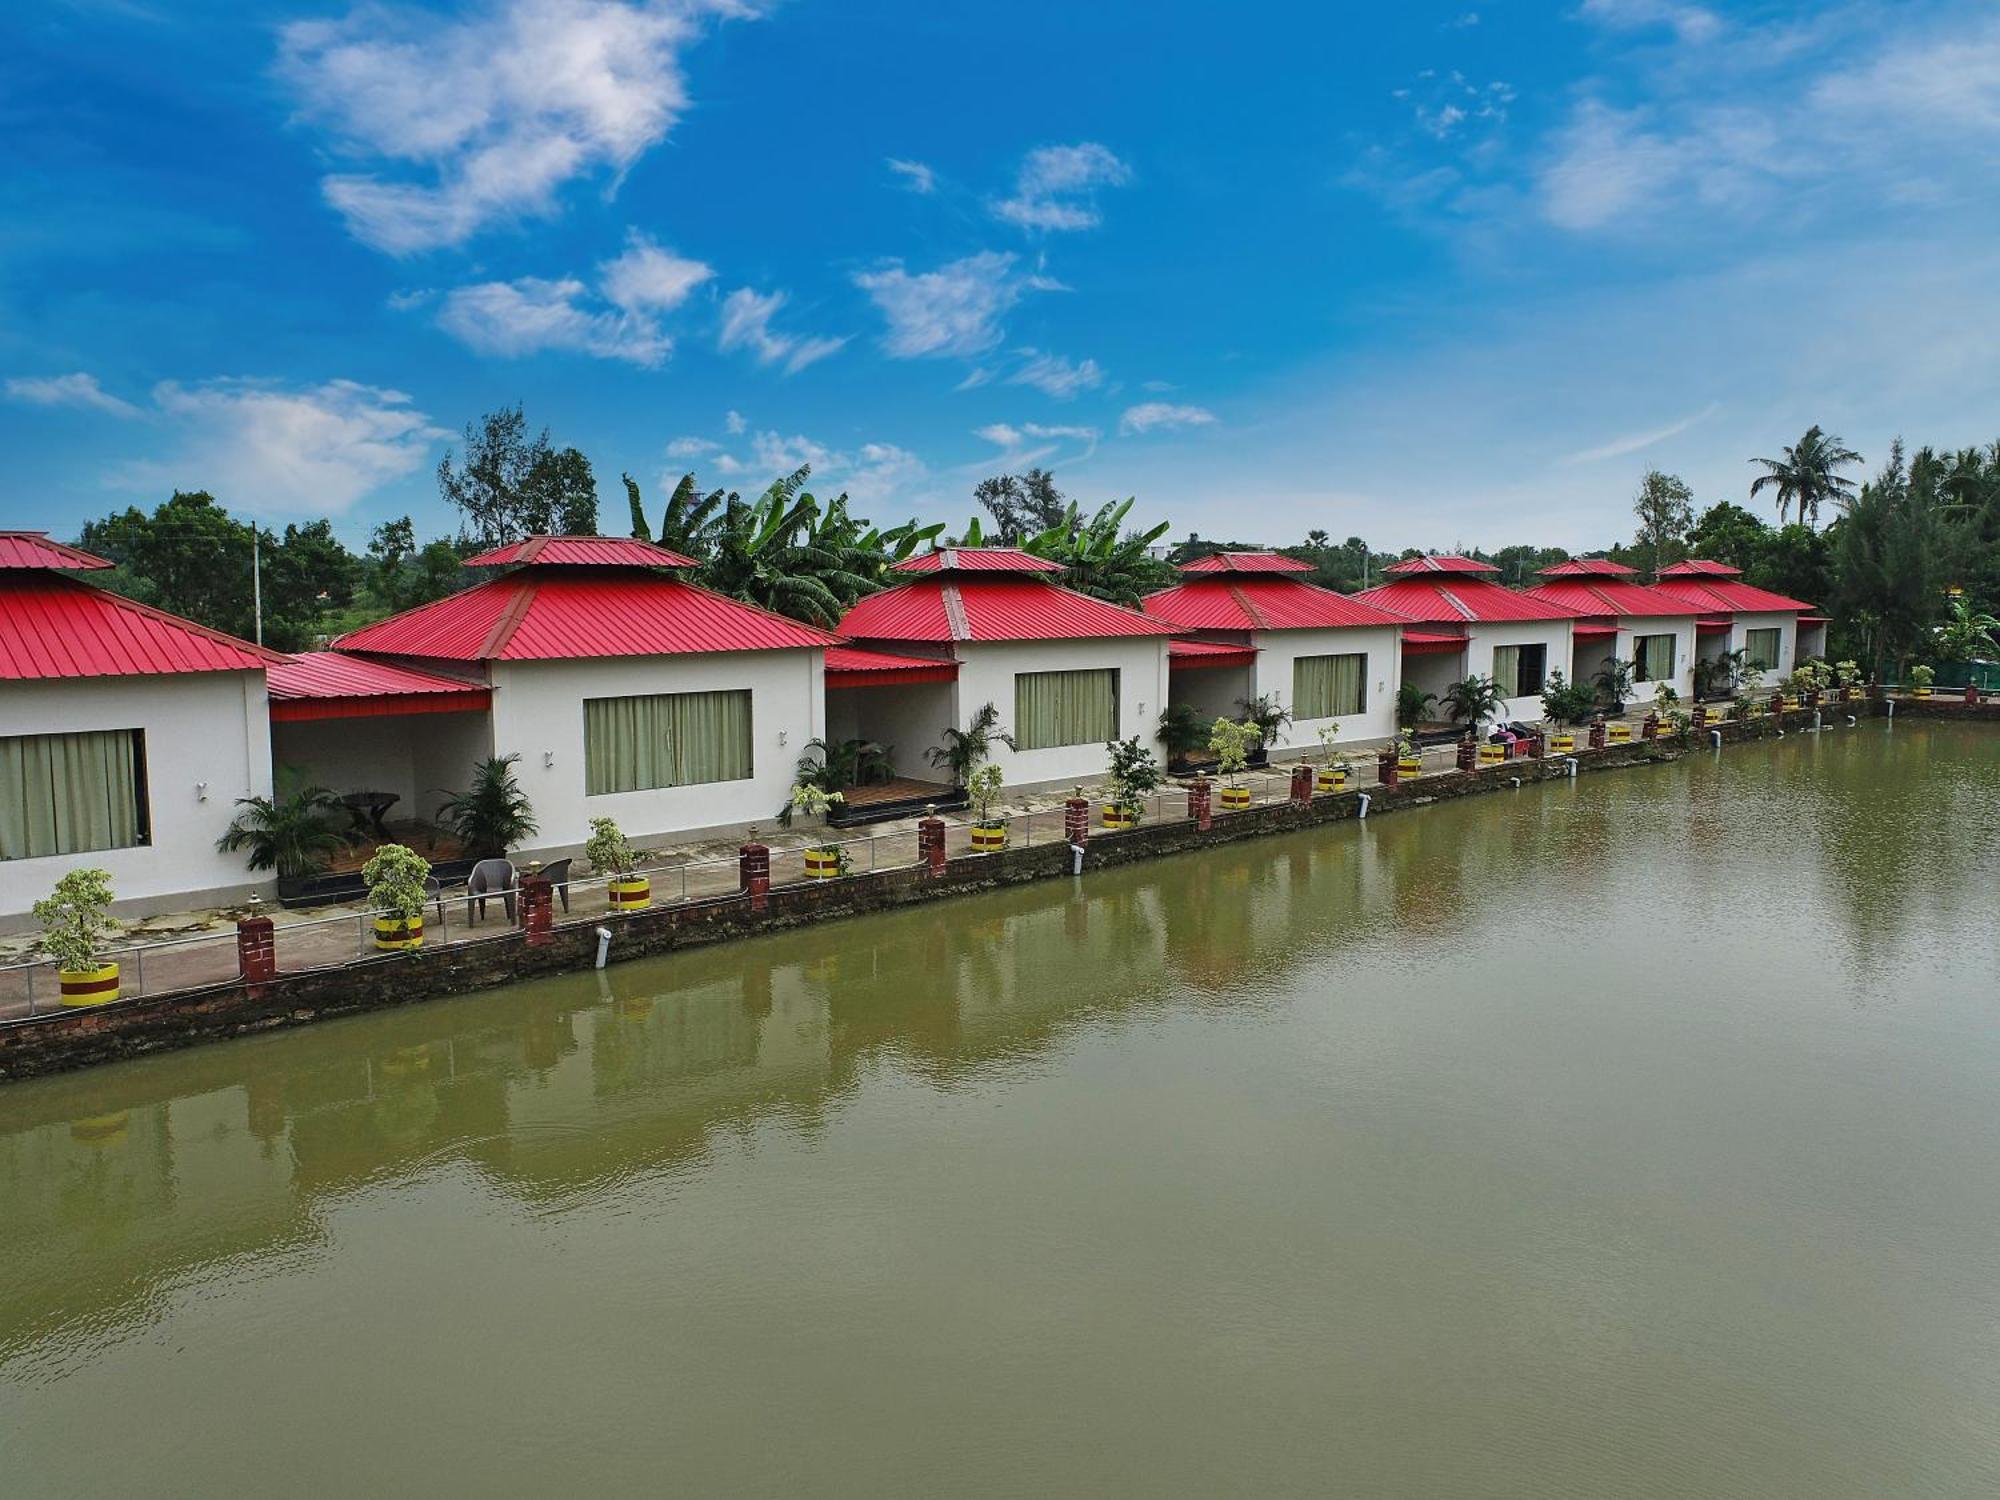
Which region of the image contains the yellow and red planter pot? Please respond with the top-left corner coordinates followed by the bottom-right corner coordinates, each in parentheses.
top-left (608, 875), bottom-right (651, 911)
top-left (58, 962), bottom-right (120, 1006)
top-left (1397, 756), bottom-right (1424, 780)
top-left (1606, 722), bottom-right (1633, 744)
top-left (373, 915), bottom-right (423, 951)
top-left (804, 847), bottom-right (844, 879)
top-left (1476, 743), bottom-right (1506, 766)
top-left (1101, 803), bottom-right (1138, 829)
top-left (970, 822), bottom-right (1008, 853)
top-left (1218, 785), bottom-right (1252, 812)
top-left (1914, 685), bottom-right (1933, 699)
top-left (1549, 733), bottom-right (1576, 754)
top-left (1315, 767), bottom-right (1348, 793)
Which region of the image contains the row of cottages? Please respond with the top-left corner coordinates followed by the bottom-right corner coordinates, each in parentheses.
top-left (1521, 558), bottom-right (1701, 702)
top-left (1139, 552), bottom-right (1404, 745)
top-left (1650, 560), bottom-right (1826, 689)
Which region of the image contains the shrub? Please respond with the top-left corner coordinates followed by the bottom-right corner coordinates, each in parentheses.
top-left (437, 754), bottom-right (538, 858)
top-left (1104, 735), bottom-right (1165, 819)
top-left (1396, 682), bottom-right (1437, 728)
top-left (1157, 702), bottom-right (1206, 765)
top-left (1540, 670), bottom-right (1597, 725)
top-left (216, 786), bottom-right (351, 878)
top-left (583, 817), bottom-right (640, 877)
top-left (34, 868), bottom-right (116, 973)
top-left (1208, 718), bottom-right (1259, 784)
top-left (967, 764), bottom-right (1005, 825)
top-left (362, 843), bottom-right (431, 921)
top-left (1236, 693), bottom-right (1292, 752)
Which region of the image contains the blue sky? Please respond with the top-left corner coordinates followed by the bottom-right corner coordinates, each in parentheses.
top-left (4, 0), bottom-right (1997, 551)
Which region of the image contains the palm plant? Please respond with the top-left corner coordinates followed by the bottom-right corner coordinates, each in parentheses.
top-left (216, 785), bottom-right (352, 878)
top-left (1750, 425), bottom-right (1864, 529)
top-left (1396, 682), bottom-right (1438, 729)
top-left (436, 754), bottom-right (538, 859)
top-left (1157, 702), bottom-right (1207, 766)
top-left (1018, 497), bottom-right (1173, 606)
top-left (1592, 657), bottom-right (1636, 710)
top-left (1442, 674), bottom-right (1505, 732)
top-left (626, 471), bottom-right (726, 556)
top-left (927, 702), bottom-right (1015, 786)
top-left (1937, 595), bottom-right (2000, 661)
top-left (1236, 692), bottom-right (1293, 756)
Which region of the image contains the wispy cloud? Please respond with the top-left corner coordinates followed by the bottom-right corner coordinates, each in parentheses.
top-left (886, 157), bottom-right (936, 194)
top-left (1120, 402), bottom-right (1216, 436)
top-left (1007, 350), bottom-right (1104, 400)
top-left (717, 288), bottom-right (847, 374)
top-left (993, 142), bottom-right (1132, 231)
top-left (1560, 401), bottom-right (1719, 464)
top-left (3, 372), bottom-right (140, 417)
top-left (1578, 0), bottom-right (1723, 46)
top-left (714, 430), bottom-right (927, 507)
top-left (599, 230), bottom-right (715, 312)
top-left (854, 251), bottom-right (1054, 358)
top-left (974, 419), bottom-right (1100, 465)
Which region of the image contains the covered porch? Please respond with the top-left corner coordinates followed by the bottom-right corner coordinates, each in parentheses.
top-left (1693, 619), bottom-right (1734, 699)
top-left (1165, 638), bottom-right (1257, 725)
top-left (821, 647), bottom-right (962, 824)
top-left (1568, 620), bottom-right (1619, 690)
top-left (1797, 615), bottom-right (1829, 661)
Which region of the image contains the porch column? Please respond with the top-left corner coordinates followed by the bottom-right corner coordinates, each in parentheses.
top-left (917, 817), bottom-right (947, 878)
top-left (1188, 776), bottom-right (1212, 831)
top-left (740, 842), bottom-right (770, 912)
top-left (1063, 796), bottom-right (1090, 845)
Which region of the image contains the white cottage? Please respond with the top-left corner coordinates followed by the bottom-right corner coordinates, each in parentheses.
top-left (1521, 558), bottom-right (1700, 707)
top-left (0, 531), bottom-right (279, 926)
top-left (1651, 560), bottom-right (1823, 695)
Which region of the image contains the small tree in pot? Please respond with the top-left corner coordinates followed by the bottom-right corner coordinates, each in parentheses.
top-left (35, 868), bottom-right (120, 1006)
top-left (1210, 718), bottom-right (1260, 810)
top-left (1101, 736), bottom-right (1165, 828)
top-left (927, 702), bottom-right (1015, 788)
top-left (967, 764), bottom-right (1008, 852)
top-left (1910, 663), bottom-right (1935, 699)
top-left (363, 843), bottom-right (431, 950)
top-left (790, 783), bottom-right (849, 878)
top-left (585, 816), bottom-right (649, 911)
top-left (1314, 722), bottom-right (1351, 792)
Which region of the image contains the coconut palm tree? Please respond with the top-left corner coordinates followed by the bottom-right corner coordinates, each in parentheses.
top-left (1749, 426), bottom-right (1864, 529)
top-left (216, 786), bottom-right (352, 878)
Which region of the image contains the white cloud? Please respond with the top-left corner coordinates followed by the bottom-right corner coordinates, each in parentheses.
top-left (724, 408), bottom-right (747, 434)
top-left (1578, 0), bottom-right (1723, 45)
top-left (1559, 401), bottom-right (1719, 464)
top-left (598, 231), bottom-right (714, 312)
top-left (666, 436), bottom-right (718, 458)
top-left (1007, 350), bottom-right (1104, 400)
top-left (278, 0), bottom-right (741, 253)
top-left (4, 372), bottom-right (139, 417)
top-left (116, 378), bottom-right (445, 516)
top-left (1120, 402), bottom-right (1216, 436)
top-left (717, 287), bottom-right (847, 374)
top-left (436, 276), bottom-right (673, 365)
top-left (855, 251), bottom-right (1047, 359)
top-left (736, 430), bottom-right (928, 507)
top-left (886, 157), bottom-right (936, 193)
top-left (993, 142), bottom-right (1132, 231)
top-left (977, 420), bottom-right (1098, 447)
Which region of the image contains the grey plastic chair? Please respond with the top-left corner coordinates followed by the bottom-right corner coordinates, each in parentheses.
top-left (466, 859), bottom-right (517, 923)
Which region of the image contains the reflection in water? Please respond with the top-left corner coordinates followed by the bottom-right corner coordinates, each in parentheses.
top-left (1, 723), bottom-right (1997, 1497)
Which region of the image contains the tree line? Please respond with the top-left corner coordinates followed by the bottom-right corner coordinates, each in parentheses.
top-left (65, 411), bottom-right (2000, 671)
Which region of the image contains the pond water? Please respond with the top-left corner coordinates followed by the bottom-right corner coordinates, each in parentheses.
top-left (2, 722), bottom-right (1998, 1497)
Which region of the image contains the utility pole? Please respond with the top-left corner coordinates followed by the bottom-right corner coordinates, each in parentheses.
top-left (250, 522), bottom-right (263, 645)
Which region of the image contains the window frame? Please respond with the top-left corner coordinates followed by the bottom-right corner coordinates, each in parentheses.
top-left (0, 727), bottom-right (151, 862)
top-left (1743, 627), bottom-right (1783, 673)
top-left (1012, 667), bottom-right (1121, 752)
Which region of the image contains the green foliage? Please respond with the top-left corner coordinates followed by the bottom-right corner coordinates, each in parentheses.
top-left (1443, 673), bottom-right (1506, 729)
top-left (1910, 663), bottom-right (1935, 688)
top-left (966, 763), bottom-right (1005, 825)
top-left (788, 782), bottom-right (846, 823)
top-left (973, 468), bottom-right (1070, 540)
top-left (1208, 718), bottom-right (1259, 784)
top-left (1592, 657), bottom-right (1636, 709)
top-left (520, 444), bottom-right (598, 535)
top-left (1540, 670), bottom-right (1597, 725)
top-left (1396, 682), bottom-right (1437, 728)
top-left (215, 786), bottom-right (352, 878)
top-left (362, 844), bottom-right (430, 920)
top-left (1631, 469), bottom-right (1694, 576)
top-left (1157, 702), bottom-right (1207, 764)
top-left (1937, 595), bottom-right (1999, 661)
top-left (1010, 495), bottom-right (1174, 605)
top-left (1235, 692), bottom-right (1292, 751)
top-left (927, 702), bottom-right (1016, 785)
top-left (366, 516), bottom-right (465, 615)
top-left (583, 817), bottom-right (640, 877)
top-left (1103, 735), bottom-right (1165, 816)
top-left (435, 754), bottom-right (538, 858)
top-left (1750, 425), bottom-right (1864, 529)
top-left (34, 868), bottom-right (116, 973)
top-left (1832, 439), bottom-right (1952, 673)
top-left (437, 404), bottom-right (596, 548)
top-left (1316, 723), bottom-right (1349, 768)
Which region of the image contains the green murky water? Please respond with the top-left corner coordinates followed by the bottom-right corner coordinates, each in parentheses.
top-left (2, 722), bottom-right (1998, 1497)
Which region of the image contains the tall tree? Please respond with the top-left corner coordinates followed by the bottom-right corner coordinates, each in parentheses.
top-left (1687, 500), bottom-right (1770, 569)
top-left (1831, 439), bottom-right (1948, 672)
top-left (366, 516), bottom-right (463, 614)
top-left (1750, 425), bottom-right (1863, 529)
top-left (437, 405), bottom-right (594, 547)
top-left (520, 445), bottom-right (598, 535)
top-left (973, 468), bottom-right (1069, 541)
top-left (1630, 468), bottom-right (1694, 577)
top-left (79, 490), bottom-right (254, 638)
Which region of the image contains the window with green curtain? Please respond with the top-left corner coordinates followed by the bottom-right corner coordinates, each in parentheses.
top-left (0, 729), bottom-right (147, 861)
top-left (1744, 628), bottom-right (1782, 672)
top-left (1634, 633), bottom-right (1676, 683)
top-left (1292, 653), bottom-right (1367, 719)
top-left (1490, 643), bottom-right (1547, 699)
top-left (584, 690), bottom-right (753, 795)
top-left (1013, 668), bottom-right (1119, 750)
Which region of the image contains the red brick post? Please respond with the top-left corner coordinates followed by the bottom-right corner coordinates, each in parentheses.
top-left (1289, 763), bottom-right (1314, 806)
top-left (1967, 682), bottom-right (1981, 705)
top-left (519, 874), bottom-right (553, 947)
top-left (1455, 735), bottom-right (1477, 772)
top-left (1588, 717), bottom-right (1608, 750)
top-left (1188, 776), bottom-right (1213, 831)
top-left (1524, 730), bottom-right (1545, 758)
top-left (237, 914), bottom-right (276, 983)
top-left (739, 841), bottom-right (770, 912)
top-left (917, 816), bottom-right (947, 878)
top-left (1642, 711), bottom-right (1661, 741)
top-left (1377, 748), bottom-right (1398, 786)
top-left (1063, 796), bottom-right (1090, 845)
top-left (1691, 702), bottom-right (1708, 729)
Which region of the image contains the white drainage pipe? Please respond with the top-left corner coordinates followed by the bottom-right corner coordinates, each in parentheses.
top-left (1887, 699), bottom-right (1896, 721)
top-left (1812, 711), bottom-right (1822, 732)
top-left (1356, 793), bottom-right (1371, 820)
top-left (1508, 777), bottom-right (1521, 788)
top-left (594, 927), bottom-right (613, 969)
top-left (1069, 843), bottom-right (1086, 875)
top-left (1710, 730), bottom-right (1723, 749)
top-left (1846, 715), bottom-right (1857, 726)
top-left (1562, 757), bottom-right (1579, 778)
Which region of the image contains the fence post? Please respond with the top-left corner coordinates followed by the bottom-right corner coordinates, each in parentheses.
top-left (1188, 775), bottom-right (1212, 831)
top-left (1289, 763), bottom-right (1314, 806)
top-left (519, 874), bottom-right (553, 947)
top-left (917, 816), bottom-right (947, 878)
top-left (1377, 748), bottom-right (1398, 786)
top-left (237, 911), bottom-right (277, 986)
top-left (1063, 796), bottom-right (1090, 846)
top-left (1588, 716), bottom-right (1608, 750)
top-left (739, 841), bottom-right (770, 912)
top-left (1455, 735), bottom-right (1477, 773)
top-left (1642, 711), bottom-right (1661, 741)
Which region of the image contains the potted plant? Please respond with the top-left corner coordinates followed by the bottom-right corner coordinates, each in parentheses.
top-left (1835, 659), bottom-right (1862, 701)
top-left (1910, 663), bottom-right (1935, 700)
top-left (35, 868), bottom-right (120, 1006)
top-left (436, 753), bottom-right (538, 860)
top-left (585, 816), bottom-right (649, 910)
top-left (1209, 718), bottom-right (1260, 810)
top-left (1314, 723), bottom-right (1351, 792)
top-left (1396, 682), bottom-right (1437, 730)
top-left (789, 783), bottom-right (849, 878)
top-left (1540, 671), bottom-right (1595, 738)
top-left (1101, 735), bottom-right (1165, 828)
top-left (215, 785), bottom-right (353, 896)
top-left (1235, 693), bottom-right (1293, 766)
top-left (967, 764), bottom-right (1008, 852)
top-left (363, 843), bottom-right (431, 950)
top-left (926, 702), bottom-right (1015, 788)
top-left (1394, 727), bottom-right (1424, 781)
top-left (1157, 702), bottom-right (1207, 771)
top-left (1592, 657), bottom-right (1635, 714)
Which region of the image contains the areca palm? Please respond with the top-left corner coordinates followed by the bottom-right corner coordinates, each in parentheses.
top-left (1749, 426), bottom-right (1864, 529)
top-left (1442, 674), bottom-right (1505, 732)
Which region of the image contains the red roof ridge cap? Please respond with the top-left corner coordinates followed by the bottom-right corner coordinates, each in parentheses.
top-left (940, 581), bottom-right (971, 641)
top-left (480, 577), bottom-right (539, 657)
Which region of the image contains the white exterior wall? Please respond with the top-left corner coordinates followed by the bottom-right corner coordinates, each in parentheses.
top-left (1250, 625), bottom-right (1401, 755)
top-left (1, 670), bottom-right (273, 926)
top-left (1617, 614), bottom-right (1698, 707)
top-left (1462, 620), bottom-right (1575, 722)
top-left (488, 649), bottom-right (824, 854)
top-left (824, 680), bottom-right (955, 780)
top-left (1730, 612), bottom-right (1796, 688)
top-left (1166, 661), bottom-right (1252, 728)
top-left (953, 636), bottom-right (1171, 791)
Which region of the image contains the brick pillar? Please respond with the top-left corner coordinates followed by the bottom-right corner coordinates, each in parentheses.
top-left (1588, 717), bottom-right (1608, 750)
top-left (1455, 735), bottom-right (1477, 772)
top-left (1289, 764), bottom-right (1314, 806)
top-left (1967, 682), bottom-right (1981, 705)
top-left (1691, 703), bottom-right (1708, 729)
top-left (1188, 776), bottom-right (1212, 831)
top-left (739, 841), bottom-right (770, 912)
top-left (1524, 730), bottom-right (1544, 758)
top-left (917, 816), bottom-right (947, 878)
top-left (1642, 712), bottom-right (1661, 741)
top-left (1063, 796), bottom-right (1089, 845)
top-left (237, 914), bottom-right (276, 983)
top-left (1377, 748), bottom-right (1398, 786)
top-left (519, 875), bottom-right (553, 947)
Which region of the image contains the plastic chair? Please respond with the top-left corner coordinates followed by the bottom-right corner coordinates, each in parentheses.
top-left (467, 859), bottom-right (517, 923)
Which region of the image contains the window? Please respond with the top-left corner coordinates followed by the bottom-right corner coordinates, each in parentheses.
top-left (1490, 643), bottom-right (1548, 700)
top-left (1014, 668), bottom-right (1119, 750)
top-left (584, 690), bottom-right (753, 795)
top-left (0, 729), bottom-right (149, 861)
top-left (1293, 653), bottom-right (1367, 719)
top-left (1744, 628), bottom-right (1783, 672)
top-left (1634, 633), bottom-right (1676, 683)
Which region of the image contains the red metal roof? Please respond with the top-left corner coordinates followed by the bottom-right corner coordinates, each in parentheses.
top-left (1400, 629), bottom-right (1467, 656)
top-left (1383, 554), bottom-right (1500, 576)
top-left (1695, 616), bottom-right (1733, 630)
top-left (461, 535), bottom-right (699, 569)
top-left (1572, 622), bottom-right (1620, 639)
top-left (891, 547), bottom-right (1064, 574)
top-left (1178, 551), bottom-right (1313, 574)
top-left (824, 645), bottom-right (960, 688)
top-left (839, 576), bottom-right (1175, 643)
top-left (1353, 577), bottom-right (1577, 624)
top-left (0, 532), bottom-right (113, 570)
top-left (1537, 557), bottom-right (1637, 578)
top-left (1168, 639), bottom-right (1258, 670)
top-left (1650, 577), bottom-right (1817, 615)
top-left (1523, 579), bottom-right (1701, 619)
top-left (1143, 576), bottom-right (1407, 632)
top-left (1658, 559), bottom-right (1742, 577)
top-left (334, 571), bottom-right (840, 661)
top-left (269, 651), bottom-right (486, 701)
top-left (0, 575), bottom-right (280, 680)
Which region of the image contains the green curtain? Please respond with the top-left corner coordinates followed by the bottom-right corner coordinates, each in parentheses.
top-left (1293, 653), bottom-right (1367, 719)
top-left (584, 690), bottom-right (753, 795)
top-left (1744, 629), bottom-right (1781, 672)
top-left (1014, 669), bottom-right (1118, 750)
top-left (0, 729), bottom-right (143, 861)
top-left (1491, 645), bottom-right (1522, 699)
top-left (1636, 634), bottom-right (1676, 683)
